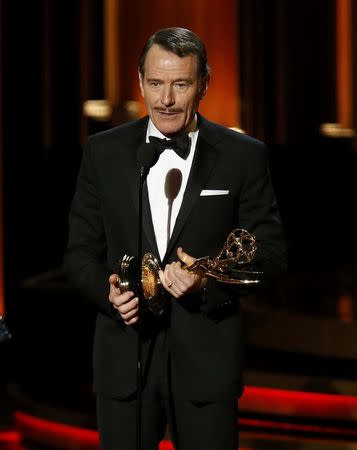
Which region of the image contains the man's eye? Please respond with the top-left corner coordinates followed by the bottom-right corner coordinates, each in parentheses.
top-left (149, 82), bottom-right (160, 87)
top-left (175, 83), bottom-right (187, 90)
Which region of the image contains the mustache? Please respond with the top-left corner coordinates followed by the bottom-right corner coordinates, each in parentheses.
top-left (154, 108), bottom-right (182, 113)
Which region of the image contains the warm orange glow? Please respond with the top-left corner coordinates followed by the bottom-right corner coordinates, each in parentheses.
top-left (336, 0), bottom-right (353, 128)
top-left (320, 122), bottom-right (355, 138)
top-left (83, 100), bottom-right (113, 121)
top-left (191, 0), bottom-right (240, 127)
top-left (103, 0), bottom-right (240, 128)
top-left (104, 0), bottom-right (120, 106)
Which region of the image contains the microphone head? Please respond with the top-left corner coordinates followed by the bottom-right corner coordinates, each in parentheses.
top-left (137, 143), bottom-right (159, 170)
top-left (164, 168), bottom-right (182, 201)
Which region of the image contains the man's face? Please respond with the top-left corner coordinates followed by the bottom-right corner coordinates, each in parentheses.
top-left (139, 44), bottom-right (208, 137)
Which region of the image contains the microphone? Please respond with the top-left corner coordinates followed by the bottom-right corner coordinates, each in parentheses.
top-left (137, 143), bottom-right (159, 179)
top-left (135, 141), bottom-right (159, 450)
top-left (136, 141), bottom-right (159, 261)
top-left (164, 169), bottom-right (182, 248)
top-left (164, 168), bottom-right (182, 201)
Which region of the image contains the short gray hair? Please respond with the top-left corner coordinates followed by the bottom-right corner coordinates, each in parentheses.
top-left (139, 27), bottom-right (210, 80)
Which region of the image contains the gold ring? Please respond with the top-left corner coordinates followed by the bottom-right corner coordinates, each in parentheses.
top-left (167, 280), bottom-right (174, 288)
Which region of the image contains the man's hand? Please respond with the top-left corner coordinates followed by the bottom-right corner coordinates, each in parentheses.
top-left (108, 274), bottom-right (139, 325)
top-left (159, 247), bottom-right (207, 299)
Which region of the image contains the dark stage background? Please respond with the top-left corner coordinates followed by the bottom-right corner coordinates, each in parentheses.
top-left (1, 1), bottom-right (357, 449)
top-left (1, 0), bottom-right (356, 307)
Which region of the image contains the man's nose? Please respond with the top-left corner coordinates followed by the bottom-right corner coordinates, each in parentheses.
top-left (160, 86), bottom-right (175, 107)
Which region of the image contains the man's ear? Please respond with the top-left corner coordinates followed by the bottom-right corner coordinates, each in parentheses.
top-left (200, 74), bottom-right (210, 99)
top-left (138, 70), bottom-right (144, 97)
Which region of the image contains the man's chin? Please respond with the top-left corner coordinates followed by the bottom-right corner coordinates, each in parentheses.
top-left (153, 119), bottom-right (185, 137)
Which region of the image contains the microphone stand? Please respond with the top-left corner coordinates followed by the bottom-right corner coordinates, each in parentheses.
top-left (135, 143), bottom-right (159, 450)
top-left (136, 166), bottom-right (147, 450)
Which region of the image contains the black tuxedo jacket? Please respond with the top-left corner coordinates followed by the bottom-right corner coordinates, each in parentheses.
top-left (64, 114), bottom-right (286, 401)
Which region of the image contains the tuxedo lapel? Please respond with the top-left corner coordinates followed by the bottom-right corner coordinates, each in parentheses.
top-left (124, 117), bottom-right (159, 256)
top-left (142, 182), bottom-right (160, 258)
top-left (164, 122), bottom-right (218, 262)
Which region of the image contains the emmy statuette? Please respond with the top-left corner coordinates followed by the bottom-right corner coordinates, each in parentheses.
top-left (118, 228), bottom-right (262, 316)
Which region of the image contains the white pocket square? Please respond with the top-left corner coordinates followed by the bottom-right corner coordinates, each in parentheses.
top-left (200, 189), bottom-right (229, 196)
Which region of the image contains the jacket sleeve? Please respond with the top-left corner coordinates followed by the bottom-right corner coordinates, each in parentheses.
top-left (201, 141), bottom-right (287, 315)
top-left (63, 140), bottom-right (121, 321)
top-left (238, 141), bottom-right (287, 276)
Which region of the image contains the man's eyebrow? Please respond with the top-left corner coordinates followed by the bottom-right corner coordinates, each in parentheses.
top-left (174, 78), bottom-right (193, 83)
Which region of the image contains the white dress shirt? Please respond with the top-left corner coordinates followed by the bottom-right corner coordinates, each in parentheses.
top-left (146, 119), bottom-right (199, 261)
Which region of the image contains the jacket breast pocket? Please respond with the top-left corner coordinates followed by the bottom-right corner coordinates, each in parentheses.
top-left (188, 193), bottom-right (237, 238)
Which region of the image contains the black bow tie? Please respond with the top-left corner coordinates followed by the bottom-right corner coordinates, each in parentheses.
top-left (149, 135), bottom-right (191, 159)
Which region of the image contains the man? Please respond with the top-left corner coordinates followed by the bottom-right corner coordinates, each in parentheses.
top-left (64, 27), bottom-right (286, 450)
